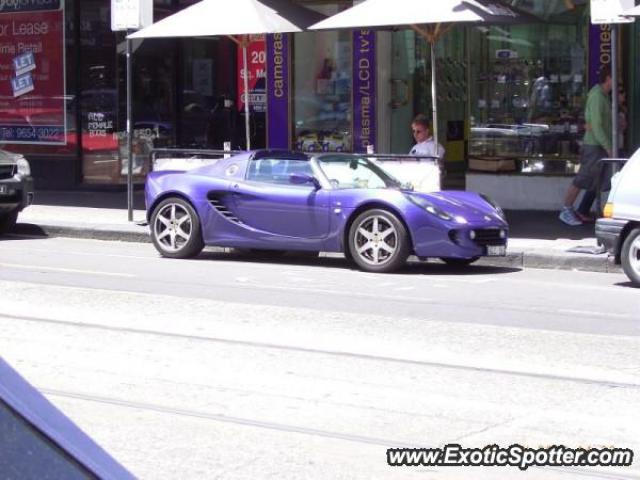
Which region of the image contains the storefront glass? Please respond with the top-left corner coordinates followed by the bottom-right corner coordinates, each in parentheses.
top-left (292, 5), bottom-right (352, 153)
top-left (467, 2), bottom-right (588, 175)
top-left (0, 0), bottom-right (75, 166)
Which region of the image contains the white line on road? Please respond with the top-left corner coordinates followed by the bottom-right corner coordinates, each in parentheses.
top-left (0, 263), bottom-right (135, 278)
top-left (558, 309), bottom-right (632, 320)
top-left (0, 245), bottom-right (155, 261)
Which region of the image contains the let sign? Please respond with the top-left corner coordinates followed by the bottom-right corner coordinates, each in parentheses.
top-left (111, 0), bottom-right (153, 31)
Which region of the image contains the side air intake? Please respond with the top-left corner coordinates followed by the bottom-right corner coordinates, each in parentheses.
top-left (207, 193), bottom-right (242, 224)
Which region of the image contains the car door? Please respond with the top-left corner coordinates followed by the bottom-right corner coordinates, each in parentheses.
top-left (231, 158), bottom-right (330, 241)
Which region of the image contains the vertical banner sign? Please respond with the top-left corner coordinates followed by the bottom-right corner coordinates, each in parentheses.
top-left (0, 0), bottom-right (65, 144)
top-left (588, 23), bottom-right (611, 88)
top-left (237, 34), bottom-right (266, 114)
top-left (266, 33), bottom-right (290, 149)
top-left (353, 30), bottom-right (376, 153)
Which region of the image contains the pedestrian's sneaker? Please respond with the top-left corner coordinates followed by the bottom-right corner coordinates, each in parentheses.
top-left (559, 207), bottom-right (582, 226)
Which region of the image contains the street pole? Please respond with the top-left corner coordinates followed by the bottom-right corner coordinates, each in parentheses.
top-left (126, 30), bottom-right (134, 222)
top-left (242, 38), bottom-right (251, 151)
top-left (430, 41), bottom-right (439, 158)
top-left (611, 23), bottom-right (619, 158)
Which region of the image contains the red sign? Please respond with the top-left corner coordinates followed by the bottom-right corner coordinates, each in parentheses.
top-left (237, 34), bottom-right (266, 113)
top-left (0, 6), bottom-right (66, 144)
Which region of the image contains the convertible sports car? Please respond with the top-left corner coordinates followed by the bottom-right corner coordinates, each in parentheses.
top-left (145, 150), bottom-right (508, 273)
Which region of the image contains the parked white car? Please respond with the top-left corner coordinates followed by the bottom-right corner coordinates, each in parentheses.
top-left (596, 148), bottom-right (640, 286)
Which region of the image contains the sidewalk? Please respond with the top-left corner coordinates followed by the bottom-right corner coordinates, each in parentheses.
top-left (12, 190), bottom-right (621, 274)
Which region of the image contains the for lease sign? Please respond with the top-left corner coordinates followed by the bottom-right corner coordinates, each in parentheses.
top-left (0, 1), bottom-right (65, 144)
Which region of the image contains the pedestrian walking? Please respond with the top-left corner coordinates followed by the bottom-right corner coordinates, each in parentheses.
top-left (559, 65), bottom-right (613, 226)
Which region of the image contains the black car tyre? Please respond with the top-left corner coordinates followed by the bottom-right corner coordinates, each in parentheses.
top-left (348, 209), bottom-right (410, 273)
top-left (621, 227), bottom-right (640, 287)
top-left (440, 257), bottom-right (480, 267)
top-left (151, 197), bottom-right (204, 259)
top-left (0, 210), bottom-right (18, 234)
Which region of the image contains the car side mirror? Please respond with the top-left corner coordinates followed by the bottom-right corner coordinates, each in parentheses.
top-left (289, 173), bottom-right (320, 189)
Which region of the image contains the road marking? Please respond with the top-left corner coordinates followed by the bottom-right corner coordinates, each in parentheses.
top-left (0, 245), bottom-right (154, 260)
top-left (0, 263), bottom-right (135, 278)
top-left (558, 309), bottom-right (632, 320)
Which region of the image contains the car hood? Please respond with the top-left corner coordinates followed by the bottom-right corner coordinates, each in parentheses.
top-left (410, 190), bottom-right (507, 224)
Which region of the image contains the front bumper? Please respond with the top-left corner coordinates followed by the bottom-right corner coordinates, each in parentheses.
top-left (0, 175), bottom-right (34, 212)
top-left (413, 224), bottom-right (509, 259)
top-left (595, 218), bottom-right (628, 257)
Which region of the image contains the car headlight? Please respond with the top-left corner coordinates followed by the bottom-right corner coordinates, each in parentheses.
top-left (406, 194), bottom-right (453, 221)
top-left (16, 157), bottom-right (31, 176)
top-left (480, 194), bottom-right (505, 219)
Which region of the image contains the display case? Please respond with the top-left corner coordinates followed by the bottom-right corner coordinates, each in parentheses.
top-left (467, 21), bottom-right (587, 176)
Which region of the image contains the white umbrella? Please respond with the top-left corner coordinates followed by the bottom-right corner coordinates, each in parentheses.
top-left (623, 4), bottom-right (640, 16)
top-left (128, 0), bottom-right (323, 150)
top-left (310, 0), bottom-right (537, 156)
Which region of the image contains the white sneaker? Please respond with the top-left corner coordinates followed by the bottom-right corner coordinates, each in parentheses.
top-left (559, 207), bottom-right (582, 226)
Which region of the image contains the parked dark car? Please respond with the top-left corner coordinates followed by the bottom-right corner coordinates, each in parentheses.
top-left (0, 149), bottom-right (34, 233)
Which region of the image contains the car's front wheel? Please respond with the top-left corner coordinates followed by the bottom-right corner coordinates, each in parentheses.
top-left (621, 227), bottom-right (640, 287)
top-left (348, 209), bottom-right (410, 273)
top-left (151, 197), bottom-right (204, 259)
top-left (0, 210), bottom-right (18, 234)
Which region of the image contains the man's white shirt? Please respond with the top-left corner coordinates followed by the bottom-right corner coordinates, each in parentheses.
top-left (405, 137), bottom-right (443, 192)
top-left (410, 137), bottom-right (445, 161)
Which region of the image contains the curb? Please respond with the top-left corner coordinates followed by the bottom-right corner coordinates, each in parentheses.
top-left (12, 222), bottom-right (622, 275)
top-left (14, 223), bottom-right (151, 244)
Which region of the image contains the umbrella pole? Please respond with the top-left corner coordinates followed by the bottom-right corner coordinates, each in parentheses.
top-left (430, 41), bottom-right (439, 158)
top-left (242, 40), bottom-right (251, 151)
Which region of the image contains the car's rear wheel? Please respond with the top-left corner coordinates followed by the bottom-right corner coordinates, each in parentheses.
top-left (348, 209), bottom-right (409, 273)
top-left (621, 227), bottom-right (640, 287)
top-left (151, 197), bottom-right (203, 259)
top-left (440, 257), bottom-right (480, 267)
top-left (0, 210), bottom-right (18, 234)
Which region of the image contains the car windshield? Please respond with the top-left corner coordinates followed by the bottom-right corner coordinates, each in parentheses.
top-left (317, 155), bottom-right (401, 190)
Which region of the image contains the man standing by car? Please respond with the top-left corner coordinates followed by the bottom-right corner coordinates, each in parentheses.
top-left (410, 114), bottom-right (445, 190)
top-left (559, 65), bottom-right (613, 226)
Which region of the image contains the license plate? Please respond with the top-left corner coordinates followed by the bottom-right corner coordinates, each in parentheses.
top-left (0, 185), bottom-right (8, 195)
top-left (487, 245), bottom-right (506, 256)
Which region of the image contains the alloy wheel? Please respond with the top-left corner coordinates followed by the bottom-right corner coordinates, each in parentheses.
top-left (153, 203), bottom-right (193, 253)
top-left (353, 214), bottom-right (398, 266)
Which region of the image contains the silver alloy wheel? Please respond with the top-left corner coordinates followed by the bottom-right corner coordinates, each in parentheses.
top-left (153, 203), bottom-right (193, 253)
top-left (353, 214), bottom-right (398, 266)
top-left (629, 235), bottom-right (640, 277)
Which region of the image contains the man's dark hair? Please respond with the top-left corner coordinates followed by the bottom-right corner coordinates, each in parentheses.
top-left (598, 64), bottom-right (612, 84)
top-left (412, 114), bottom-right (430, 129)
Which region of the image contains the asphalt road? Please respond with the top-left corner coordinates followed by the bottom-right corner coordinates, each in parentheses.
top-left (1, 235), bottom-right (639, 479)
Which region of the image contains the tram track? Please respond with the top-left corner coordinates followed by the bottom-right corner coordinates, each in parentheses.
top-left (2, 311), bottom-right (638, 390)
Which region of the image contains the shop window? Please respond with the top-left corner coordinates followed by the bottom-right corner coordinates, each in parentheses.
top-left (293, 5), bottom-right (352, 153)
top-left (468, 13), bottom-right (588, 175)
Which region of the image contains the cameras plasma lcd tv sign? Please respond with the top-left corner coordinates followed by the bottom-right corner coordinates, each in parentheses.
top-left (0, 0), bottom-right (66, 145)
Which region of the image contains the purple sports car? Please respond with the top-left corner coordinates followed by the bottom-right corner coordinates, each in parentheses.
top-left (145, 150), bottom-right (508, 273)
